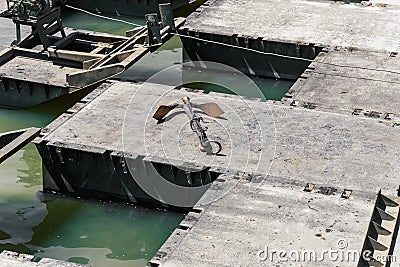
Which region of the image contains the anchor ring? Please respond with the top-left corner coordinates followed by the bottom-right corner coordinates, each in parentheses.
top-left (205, 140), bottom-right (222, 155)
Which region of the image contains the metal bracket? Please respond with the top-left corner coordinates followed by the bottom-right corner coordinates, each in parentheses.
top-left (146, 13), bottom-right (162, 46)
top-left (304, 183), bottom-right (316, 192)
top-left (159, 3), bottom-right (175, 31)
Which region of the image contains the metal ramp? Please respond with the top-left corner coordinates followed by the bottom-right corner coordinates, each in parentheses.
top-left (0, 127), bottom-right (41, 164)
top-left (358, 191), bottom-right (400, 267)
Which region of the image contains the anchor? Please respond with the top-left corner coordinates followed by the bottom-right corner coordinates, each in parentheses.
top-left (153, 96), bottom-right (224, 155)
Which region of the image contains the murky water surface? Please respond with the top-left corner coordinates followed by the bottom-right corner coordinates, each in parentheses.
top-left (62, 8), bottom-right (146, 36)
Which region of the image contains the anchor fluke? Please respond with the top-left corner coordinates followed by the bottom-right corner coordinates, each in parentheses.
top-left (153, 103), bottom-right (180, 120)
top-left (153, 101), bottom-right (224, 121)
top-left (192, 103), bottom-right (224, 118)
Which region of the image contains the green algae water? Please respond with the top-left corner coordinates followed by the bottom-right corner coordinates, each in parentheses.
top-left (61, 7), bottom-right (146, 36)
top-left (0, 93), bottom-right (183, 267)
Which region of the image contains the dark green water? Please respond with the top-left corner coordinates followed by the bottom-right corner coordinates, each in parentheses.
top-left (61, 7), bottom-right (146, 36)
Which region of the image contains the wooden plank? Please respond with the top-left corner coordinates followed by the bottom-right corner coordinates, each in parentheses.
top-left (118, 47), bottom-right (148, 68)
top-left (0, 127), bottom-right (41, 164)
top-left (66, 64), bottom-right (125, 88)
top-left (48, 48), bottom-right (106, 62)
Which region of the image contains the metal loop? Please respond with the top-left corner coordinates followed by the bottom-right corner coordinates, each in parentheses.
top-left (205, 140), bottom-right (222, 155)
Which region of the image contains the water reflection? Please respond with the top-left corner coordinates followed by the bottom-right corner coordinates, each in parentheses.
top-left (0, 175), bottom-right (182, 267)
top-left (26, 197), bottom-right (181, 267)
top-left (183, 69), bottom-right (293, 100)
top-left (0, 201), bottom-right (47, 254)
top-left (17, 144), bottom-right (42, 188)
top-left (117, 36), bottom-right (184, 83)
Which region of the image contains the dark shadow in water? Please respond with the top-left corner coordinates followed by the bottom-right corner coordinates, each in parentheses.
top-left (30, 198), bottom-right (83, 246)
top-left (0, 86), bottom-right (94, 135)
top-left (0, 229), bottom-right (11, 240)
top-left (68, 256), bottom-right (90, 264)
top-left (0, 201), bottom-right (47, 254)
top-left (27, 87), bottom-right (94, 117)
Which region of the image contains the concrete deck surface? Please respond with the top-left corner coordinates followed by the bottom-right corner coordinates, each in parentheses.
top-left (0, 56), bottom-right (74, 87)
top-left (153, 175), bottom-right (376, 266)
top-left (2, 0), bottom-right (398, 265)
top-left (184, 0), bottom-right (400, 53)
top-left (283, 49), bottom-right (400, 117)
top-left (41, 81), bottom-right (400, 195)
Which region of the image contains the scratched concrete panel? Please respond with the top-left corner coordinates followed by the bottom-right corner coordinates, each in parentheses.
top-left (284, 49), bottom-right (400, 117)
top-left (185, 0), bottom-right (400, 53)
